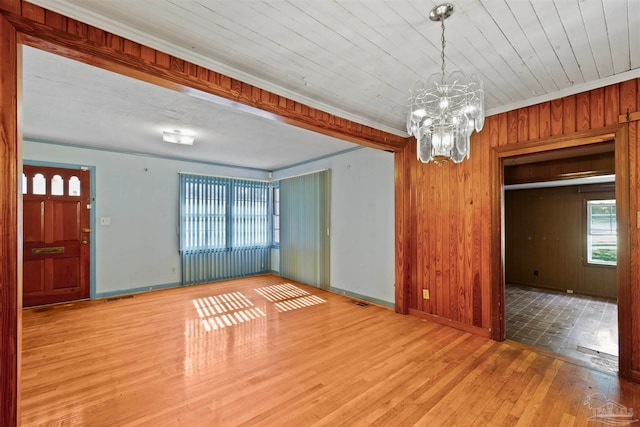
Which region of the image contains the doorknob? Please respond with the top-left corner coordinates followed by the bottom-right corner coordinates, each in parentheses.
top-left (81, 238), bottom-right (88, 245)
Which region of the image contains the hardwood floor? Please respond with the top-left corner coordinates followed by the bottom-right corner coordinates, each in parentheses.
top-left (21, 275), bottom-right (640, 426)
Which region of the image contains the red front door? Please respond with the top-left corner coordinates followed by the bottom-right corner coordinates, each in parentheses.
top-left (23, 165), bottom-right (91, 307)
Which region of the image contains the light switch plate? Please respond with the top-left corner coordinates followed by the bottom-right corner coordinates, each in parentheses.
top-left (100, 217), bottom-right (111, 226)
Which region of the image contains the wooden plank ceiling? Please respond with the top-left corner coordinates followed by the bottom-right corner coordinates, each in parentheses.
top-left (30, 0), bottom-right (640, 135)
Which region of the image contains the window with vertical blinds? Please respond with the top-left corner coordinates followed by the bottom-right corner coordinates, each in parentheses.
top-left (279, 170), bottom-right (330, 289)
top-left (179, 173), bottom-right (273, 285)
top-left (182, 176), bottom-right (227, 250)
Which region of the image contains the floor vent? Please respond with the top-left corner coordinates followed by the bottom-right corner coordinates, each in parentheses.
top-left (33, 307), bottom-right (52, 313)
top-left (350, 300), bottom-right (370, 308)
top-left (105, 295), bottom-right (134, 302)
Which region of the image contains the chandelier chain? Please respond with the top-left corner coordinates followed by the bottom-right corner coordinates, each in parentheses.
top-left (440, 16), bottom-right (446, 83)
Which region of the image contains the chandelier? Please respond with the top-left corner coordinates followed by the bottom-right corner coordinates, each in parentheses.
top-left (406, 3), bottom-right (484, 165)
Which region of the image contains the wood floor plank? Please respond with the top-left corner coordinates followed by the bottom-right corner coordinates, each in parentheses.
top-left (457, 346), bottom-right (529, 426)
top-left (539, 362), bottom-right (589, 425)
top-left (513, 358), bottom-right (563, 426)
top-left (20, 274), bottom-right (640, 426)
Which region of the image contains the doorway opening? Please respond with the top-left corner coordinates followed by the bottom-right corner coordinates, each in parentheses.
top-left (501, 142), bottom-right (619, 373)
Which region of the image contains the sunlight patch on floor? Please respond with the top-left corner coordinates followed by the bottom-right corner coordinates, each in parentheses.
top-left (254, 283), bottom-right (326, 312)
top-left (192, 292), bottom-right (265, 331)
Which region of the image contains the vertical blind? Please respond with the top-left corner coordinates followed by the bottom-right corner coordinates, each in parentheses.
top-left (279, 170), bottom-right (330, 289)
top-left (179, 173), bottom-right (272, 285)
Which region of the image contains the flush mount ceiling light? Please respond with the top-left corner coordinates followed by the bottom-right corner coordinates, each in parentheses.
top-left (163, 129), bottom-right (195, 145)
top-left (406, 3), bottom-right (484, 165)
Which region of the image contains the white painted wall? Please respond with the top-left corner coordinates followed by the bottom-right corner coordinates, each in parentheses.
top-left (24, 141), bottom-right (394, 303)
top-left (24, 140), bottom-right (269, 296)
top-left (272, 147), bottom-right (395, 305)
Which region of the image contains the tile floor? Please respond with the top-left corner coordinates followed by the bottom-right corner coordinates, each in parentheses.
top-left (505, 283), bottom-right (618, 373)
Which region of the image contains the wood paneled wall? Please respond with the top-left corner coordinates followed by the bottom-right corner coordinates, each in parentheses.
top-left (505, 185), bottom-right (616, 298)
top-left (395, 78), bottom-right (639, 378)
top-left (395, 109), bottom-right (494, 337)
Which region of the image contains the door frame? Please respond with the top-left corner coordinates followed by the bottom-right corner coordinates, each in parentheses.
top-left (23, 159), bottom-right (97, 300)
top-left (490, 124), bottom-right (631, 378)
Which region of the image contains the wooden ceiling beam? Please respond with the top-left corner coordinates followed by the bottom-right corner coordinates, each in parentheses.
top-left (4, 3), bottom-right (408, 153)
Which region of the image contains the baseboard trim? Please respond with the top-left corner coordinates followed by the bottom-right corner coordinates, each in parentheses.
top-left (95, 282), bottom-right (181, 299)
top-left (408, 309), bottom-right (492, 338)
top-left (329, 287), bottom-right (394, 309)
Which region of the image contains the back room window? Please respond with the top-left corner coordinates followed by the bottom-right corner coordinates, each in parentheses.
top-left (587, 199), bottom-right (617, 266)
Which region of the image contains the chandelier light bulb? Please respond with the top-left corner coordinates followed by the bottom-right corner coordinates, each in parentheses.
top-left (414, 108), bottom-right (427, 118)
